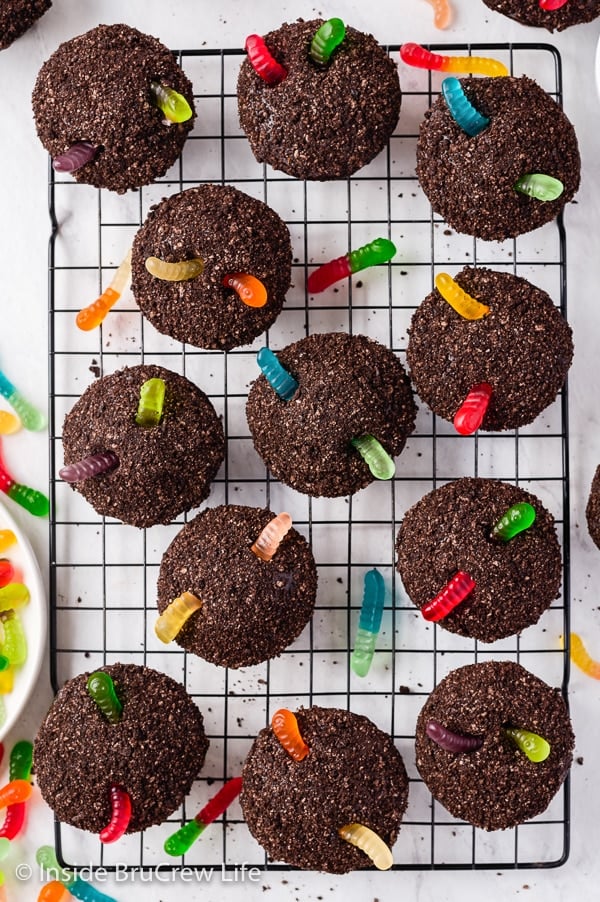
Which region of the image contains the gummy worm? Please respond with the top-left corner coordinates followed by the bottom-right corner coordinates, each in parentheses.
top-left (539, 0), bottom-right (569, 9)
top-left (76, 249), bottom-right (132, 331)
top-left (568, 633), bottom-right (600, 679)
top-left (400, 43), bottom-right (507, 77)
top-left (99, 785), bottom-right (132, 843)
top-left (59, 451), bottom-right (119, 484)
top-left (145, 256), bottom-right (204, 281)
top-left (505, 727), bottom-right (551, 763)
top-left (244, 34), bottom-right (287, 84)
top-left (135, 378), bottom-right (166, 428)
top-left (0, 780), bottom-right (32, 808)
top-left (309, 18), bottom-right (346, 66)
top-left (351, 568), bottom-right (385, 678)
top-left (421, 571), bottom-right (476, 621)
top-left (442, 77), bottom-right (490, 137)
top-left (0, 582), bottom-right (30, 611)
top-left (149, 81), bottom-right (193, 123)
top-left (256, 347), bottom-right (298, 401)
top-left (0, 561), bottom-right (14, 589)
top-left (69, 879), bottom-right (117, 902)
top-left (35, 846), bottom-right (74, 887)
top-left (454, 382), bottom-right (493, 435)
top-left (271, 709), bottom-right (309, 761)
top-left (86, 671), bottom-right (122, 724)
top-left (223, 273), bottom-right (267, 308)
top-left (164, 776), bottom-right (243, 856)
top-left (435, 272), bottom-right (489, 320)
top-left (338, 823), bottom-right (393, 870)
top-left (0, 801), bottom-right (25, 840)
top-left (0, 532), bottom-right (15, 554)
top-left (514, 173), bottom-right (564, 202)
top-left (251, 513), bottom-right (292, 562)
top-left (38, 882), bottom-right (72, 902)
top-left (490, 502), bottom-right (536, 542)
top-left (351, 435), bottom-right (395, 481)
top-left (53, 142), bottom-right (97, 174)
top-left (1, 614), bottom-right (27, 666)
top-left (0, 412), bottom-right (20, 435)
top-left (155, 592), bottom-right (203, 644)
top-left (425, 718), bottom-right (483, 752)
top-left (0, 369), bottom-right (46, 431)
top-left (424, 0), bottom-right (452, 28)
top-left (308, 238), bottom-right (396, 293)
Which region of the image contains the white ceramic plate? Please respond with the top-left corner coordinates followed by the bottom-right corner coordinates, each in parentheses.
top-left (0, 499), bottom-right (46, 740)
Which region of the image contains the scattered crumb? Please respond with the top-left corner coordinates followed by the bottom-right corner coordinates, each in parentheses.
top-left (577, 756), bottom-right (584, 765)
top-left (398, 685), bottom-right (410, 694)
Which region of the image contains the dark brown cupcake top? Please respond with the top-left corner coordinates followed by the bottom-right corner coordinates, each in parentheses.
top-left (415, 661), bottom-right (574, 830)
top-left (586, 465), bottom-right (600, 549)
top-left (246, 332), bottom-right (417, 497)
top-left (157, 505), bottom-right (317, 668)
top-left (241, 706), bottom-right (409, 872)
top-left (131, 184), bottom-right (292, 350)
top-left (32, 23), bottom-right (195, 192)
top-left (34, 664), bottom-right (209, 834)
top-left (237, 18), bottom-right (401, 180)
top-left (482, 0), bottom-right (600, 31)
top-left (416, 76), bottom-right (580, 241)
top-left (396, 478), bottom-right (562, 642)
top-left (61, 364), bottom-right (224, 528)
top-left (407, 267), bottom-right (573, 431)
top-left (0, 0), bottom-right (51, 50)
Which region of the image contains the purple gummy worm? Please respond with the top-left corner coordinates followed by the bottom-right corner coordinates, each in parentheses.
top-left (59, 450), bottom-right (119, 483)
top-left (53, 142), bottom-right (98, 173)
top-left (425, 718), bottom-right (483, 753)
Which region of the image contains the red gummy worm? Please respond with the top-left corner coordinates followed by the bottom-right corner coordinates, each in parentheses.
top-left (421, 571), bottom-right (476, 621)
top-left (245, 35), bottom-right (287, 84)
top-left (195, 776), bottom-right (243, 826)
top-left (453, 382), bottom-right (493, 435)
top-left (0, 560), bottom-right (14, 588)
top-left (539, 0), bottom-right (569, 9)
top-left (307, 256), bottom-right (352, 293)
top-left (0, 801), bottom-right (26, 839)
top-left (400, 43), bottom-right (445, 70)
top-left (99, 786), bottom-right (132, 843)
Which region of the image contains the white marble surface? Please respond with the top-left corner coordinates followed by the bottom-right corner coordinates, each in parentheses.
top-left (1, 0), bottom-right (600, 899)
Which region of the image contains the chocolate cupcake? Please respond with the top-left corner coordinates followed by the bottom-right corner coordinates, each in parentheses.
top-left (131, 184), bottom-right (292, 350)
top-left (34, 664), bottom-right (209, 834)
top-left (156, 505), bottom-right (317, 668)
top-left (237, 18), bottom-right (401, 180)
top-left (415, 661), bottom-right (574, 830)
top-left (241, 706), bottom-right (409, 872)
top-left (416, 76), bottom-right (580, 241)
top-left (396, 478), bottom-right (562, 642)
top-left (32, 24), bottom-right (195, 193)
top-left (0, 0), bottom-right (50, 50)
top-left (482, 0), bottom-right (600, 31)
top-left (406, 267), bottom-right (573, 431)
top-left (585, 465), bottom-right (600, 549)
top-left (246, 332), bottom-right (417, 497)
top-left (61, 364), bottom-right (224, 528)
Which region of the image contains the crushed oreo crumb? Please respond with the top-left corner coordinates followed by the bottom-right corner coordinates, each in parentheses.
top-left (415, 661), bottom-right (574, 830)
top-left (246, 332), bottom-right (416, 497)
top-left (237, 19), bottom-right (401, 180)
top-left (482, 0), bottom-right (599, 30)
top-left (131, 185), bottom-right (291, 350)
top-left (407, 267), bottom-right (573, 431)
top-left (396, 478), bottom-right (562, 642)
top-left (416, 77), bottom-right (580, 241)
top-left (241, 706), bottom-right (409, 872)
top-left (0, 0), bottom-right (50, 50)
top-left (34, 664), bottom-right (208, 833)
top-left (157, 505), bottom-right (317, 668)
top-left (61, 364), bottom-right (224, 527)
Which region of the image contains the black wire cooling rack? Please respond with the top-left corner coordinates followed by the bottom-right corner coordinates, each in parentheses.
top-left (48, 43), bottom-right (571, 873)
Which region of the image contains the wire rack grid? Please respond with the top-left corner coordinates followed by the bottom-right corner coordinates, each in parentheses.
top-left (48, 43), bottom-right (570, 873)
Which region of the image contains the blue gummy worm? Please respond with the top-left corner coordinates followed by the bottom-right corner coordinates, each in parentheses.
top-left (0, 370), bottom-right (15, 401)
top-left (442, 77), bottom-right (490, 137)
top-left (69, 878), bottom-right (118, 902)
top-left (256, 348), bottom-right (298, 401)
top-left (358, 568), bottom-right (385, 634)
